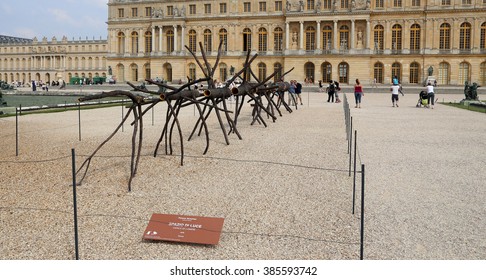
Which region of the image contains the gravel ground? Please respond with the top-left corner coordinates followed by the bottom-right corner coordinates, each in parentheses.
top-left (0, 89), bottom-right (484, 260)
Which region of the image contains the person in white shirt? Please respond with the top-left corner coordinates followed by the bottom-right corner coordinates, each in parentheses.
top-left (390, 84), bottom-right (401, 107)
top-left (426, 82), bottom-right (435, 109)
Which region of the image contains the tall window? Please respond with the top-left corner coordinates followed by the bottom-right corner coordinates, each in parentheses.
top-left (220, 3), bottom-right (227, 13)
top-left (323, 0), bottom-right (332, 9)
top-left (338, 62), bottom-right (348, 84)
top-left (391, 62), bottom-right (401, 83)
top-left (393, 0), bottom-right (402, 7)
top-left (189, 63), bottom-right (196, 80)
top-left (274, 27), bottom-right (283, 52)
top-left (205, 4), bottom-right (211, 14)
top-left (219, 29), bottom-right (228, 52)
top-left (259, 2), bottom-right (267, 12)
top-left (118, 8), bottom-right (124, 18)
top-left (145, 7), bottom-right (152, 17)
top-left (243, 28), bottom-right (252, 51)
top-left (441, 0), bottom-right (451, 4)
top-left (274, 63), bottom-right (282, 82)
top-left (462, 0), bottom-right (472, 4)
top-left (438, 62), bottom-right (450, 85)
top-left (339, 25), bottom-right (349, 50)
top-left (305, 26), bottom-right (316, 51)
top-left (412, 0), bottom-right (420, 6)
top-left (244, 2), bottom-right (251, 12)
top-left (144, 63), bottom-right (150, 80)
top-left (203, 29), bottom-right (212, 52)
top-left (258, 28), bottom-right (268, 52)
top-left (480, 62), bottom-right (486, 86)
top-left (189, 30), bottom-right (197, 52)
top-left (190, 4), bottom-right (196, 14)
top-left (131, 32), bottom-right (139, 53)
top-left (307, 0), bottom-right (315, 10)
top-left (391, 24), bottom-right (402, 51)
top-left (305, 62), bottom-right (315, 82)
top-left (376, 0), bottom-right (384, 8)
top-left (374, 25), bottom-right (384, 51)
top-left (410, 24), bottom-right (421, 52)
top-left (117, 32), bottom-right (125, 53)
top-left (167, 30), bottom-right (174, 52)
top-left (458, 62), bottom-right (470, 84)
top-left (341, 0), bottom-right (349, 9)
top-left (322, 62), bottom-right (332, 83)
top-left (459, 22), bottom-right (471, 50)
top-left (275, 1), bottom-right (283, 11)
top-left (374, 62), bottom-right (384, 83)
top-left (132, 8), bottom-right (138, 17)
top-left (130, 64), bottom-right (138, 81)
top-left (322, 26), bottom-right (332, 51)
top-left (144, 31), bottom-right (152, 53)
top-left (219, 63), bottom-right (228, 82)
top-left (410, 62), bottom-right (420, 84)
top-left (440, 23), bottom-right (451, 50)
top-left (258, 63), bottom-right (267, 81)
top-left (481, 23), bottom-right (486, 49)
top-left (167, 6), bottom-right (173, 16)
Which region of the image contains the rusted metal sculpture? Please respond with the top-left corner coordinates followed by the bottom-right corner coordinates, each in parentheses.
top-left (76, 41), bottom-right (293, 191)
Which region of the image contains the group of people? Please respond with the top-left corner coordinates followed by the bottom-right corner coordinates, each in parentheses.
top-left (288, 80), bottom-right (303, 106)
top-left (324, 80), bottom-right (342, 103)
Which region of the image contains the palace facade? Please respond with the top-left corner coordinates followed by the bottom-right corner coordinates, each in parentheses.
top-left (2, 0), bottom-right (486, 86)
top-left (0, 35), bottom-right (107, 85)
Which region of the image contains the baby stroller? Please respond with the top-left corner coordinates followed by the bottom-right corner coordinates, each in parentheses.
top-left (416, 90), bottom-right (428, 107)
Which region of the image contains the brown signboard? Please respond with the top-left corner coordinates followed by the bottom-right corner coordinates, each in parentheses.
top-left (143, 213), bottom-right (224, 245)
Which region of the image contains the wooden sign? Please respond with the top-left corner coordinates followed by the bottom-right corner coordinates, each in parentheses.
top-left (143, 213), bottom-right (224, 245)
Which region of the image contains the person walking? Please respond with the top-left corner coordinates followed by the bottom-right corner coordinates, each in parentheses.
top-left (295, 80), bottom-right (303, 105)
top-left (390, 83), bottom-right (401, 107)
top-left (327, 80), bottom-right (335, 102)
top-left (288, 80), bottom-right (296, 106)
top-left (426, 82), bottom-right (435, 109)
top-left (354, 79), bottom-right (364, 108)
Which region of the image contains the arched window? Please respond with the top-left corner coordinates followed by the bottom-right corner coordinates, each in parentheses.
top-left (459, 22), bottom-right (471, 50)
top-left (339, 25), bottom-right (349, 50)
top-left (274, 27), bottom-right (283, 52)
top-left (304, 62), bottom-right (315, 83)
top-left (258, 62), bottom-right (267, 81)
top-left (440, 23), bottom-right (451, 50)
top-left (131, 31), bottom-right (139, 53)
top-left (391, 62), bottom-right (401, 84)
top-left (480, 62), bottom-right (486, 86)
top-left (243, 28), bottom-right (252, 52)
top-left (391, 24), bottom-right (402, 51)
top-left (410, 24), bottom-right (421, 52)
top-left (305, 26), bottom-right (316, 51)
top-left (321, 62), bottom-right (332, 83)
top-left (438, 62), bottom-right (450, 85)
top-left (273, 63), bottom-right (283, 82)
top-left (204, 29), bottom-right (212, 52)
top-left (188, 30), bottom-right (197, 52)
top-left (219, 63), bottom-right (228, 82)
top-left (219, 29), bottom-right (228, 52)
top-left (410, 62), bottom-right (420, 84)
top-left (374, 62), bottom-right (384, 84)
top-left (88, 57), bottom-right (93, 69)
top-left (322, 26), bottom-right (332, 51)
top-left (167, 30), bottom-right (174, 53)
top-left (188, 63), bottom-right (196, 80)
top-left (145, 31), bottom-right (152, 53)
top-left (117, 32), bottom-right (125, 53)
top-left (143, 63), bottom-right (151, 80)
top-left (374, 25), bottom-right (384, 51)
top-left (116, 64), bottom-right (125, 82)
top-left (164, 63), bottom-right (173, 82)
top-left (481, 22), bottom-right (486, 50)
top-left (307, 0), bottom-right (315, 10)
top-left (458, 62), bottom-right (470, 84)
top-left (258, 27), bottom-right (268, 52)
top-left (338, 62), bottom-right (349, 84)
top-left (130, 64), bottom-right (138, 81)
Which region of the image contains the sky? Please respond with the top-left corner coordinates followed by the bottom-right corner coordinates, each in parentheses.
top-left (1, 0), bottom-right (108, 41)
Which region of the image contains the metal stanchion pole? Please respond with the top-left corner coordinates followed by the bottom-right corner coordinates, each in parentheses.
top-left (348, 117), bottom-right (353, 176)
top-left (78, 103), bottom-right (81, 141)
top-left (122, 99), bottom-right (125, 132)
top-left (71, 148), bottom-right (79, 260)
top-left (352, 130), bottom-right (357, 214)
top-left (360, 164), bottom-right (365, 260)
top-left (152, 106), bottom-right (154, 126)
top-left (15, 107), bottom-right (19, 156)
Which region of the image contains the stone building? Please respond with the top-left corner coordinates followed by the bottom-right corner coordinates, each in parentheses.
top-left (106, 0), bottom-right (486, 86)
top-left (0, 35), bottom-right (107, 85)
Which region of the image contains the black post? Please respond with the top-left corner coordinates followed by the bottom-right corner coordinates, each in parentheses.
top-left (348, 117), bottom-right (353, 176)
top-left (352, 130), bottom-right (357, 214)
top-left (360, 164), bottom-right (365, 260)
top-left (122, 100), bottom-right (124, 132)
top-left (78, 103), bottom-right (81, 141)
top-left (15, 107), bottom-right (19, 157)
top-left (152, 106), bottom-right (154, 126)
top-left (71, 149), bottom-right (79, 260)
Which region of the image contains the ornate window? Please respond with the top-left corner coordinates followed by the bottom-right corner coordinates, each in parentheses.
top-left (480, 62), bottom-right (486, 86)
top-left (144, 31), bottom-right (152, 53)
top-left (219, 63), bottom-right (228, 82)
top-left (305, 26), bottom-right (316, 51)
top-left (481, 22), bottom-right (486, 50)
top-left (258, 62), bottom-right (267, 81)
top-left (204, 4), bottom-right (211, 14)
top-left (307, 0), bottom-right (315, 10)
top-left (258, 28), bottom-right (268, 52)
top-left (439, 23), bottom-right (451, 50)
top-left (410, 62), bottom-right (420, 84)
top-left (410, 24), bottom-right (421, 52)
top-left (274, 27), bottom-right (283, 52)
top-left (438, 62), bottom-right (450, 85)
top-left (117, 32), bottom-right (125, 54)
top-left (243, 28), bottom-right (252, 51)
top-left (458, 62), bottom-right (471, 84)
top-left (376, 0), bottom-right (384, 8)
top-left (259, 2), bottom-right (266, 12)
top-left (459, 22), bottom-right (471, 50)
top-left (131, 31), bottom-right (139, 53)
top-left (244, 2), bottom-right (251, 12)
top-left (321, 62), bottom-right (332, 83)
top-left (338, 62), bottom-right (349, 84)
top-left (204, 29), bottom-right (212, 52)
top-left (144, 63), bottom-right (150, 80)
top-left (339, 25), bottom-right (349, 50)
top-left (220, 3), bottom-right (227, 13)
top-left (392, 24), bottom-right (402, 51)
top-left (374, 25), bottom-right (384, 51)
top-left (188, 63), bottom-right (196, 80)
top-left (322, 26), bottom-right (332, 51)
top-left (305, 62), bottom-right (315, 83)
top-left (130, 64), bottom-right (138, 81)
top-left (219, 29), bottom-right (228, 52)
top-left (392, 62), bottom-right (401, 83)
top-left (190, 5), bottom-right (196, 14)
top-left (393, 0), bottom-right (402, 7)
top-left (275, 1), bottom-right (283, 11)
top-left (374, 62), bottom-right (384, 83)
top-left (188, 30), bottom-right (197, 52)
top-left (323, 0), bottom-right (332, 9)
top-left (341, 0), bottom-right (349, 9)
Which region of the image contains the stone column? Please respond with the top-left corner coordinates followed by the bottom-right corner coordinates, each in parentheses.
top-left (333, 20), bottom-right (338, 50)
top-left (152, 26), bottom-right (156, 52)
top-left (299, 21), bottom-right (304, 50)
top-left (316, 21), bottom-right (321, 50)
top-left (285, 22), bottom-right (290, 50)
top-left (173, 25), bottom-right (178, 52)
top-left (159, 27), bottom-right (163, 53)
top-left (366, 20), bottom-right (371, 50)
top-left (181, 25), bottom-right (186, 53)
top-left (351, 20), bottom-right (355, 50)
